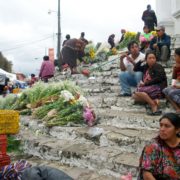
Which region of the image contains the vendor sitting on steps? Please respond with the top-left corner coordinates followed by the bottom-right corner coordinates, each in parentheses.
top-left (149, 25), bottom-right (171, 66)
top-left (132, 51), bottom-right (167, 116)
top-left (119, 41), bottom-right (145, 96)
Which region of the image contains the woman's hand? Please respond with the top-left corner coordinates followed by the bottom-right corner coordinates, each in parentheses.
top-left (143, 171), bottom-right (156, 180)
top-left (139, 80), bottom-right (145, 87)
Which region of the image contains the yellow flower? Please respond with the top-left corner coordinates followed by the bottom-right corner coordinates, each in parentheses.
top-left (89, 48), bottom-right (95, 59)
top-left (111, 47), bottom-right (117, 55)
top-left (124, 31), bottom-right (137, 38)
top-left (151, 31), bottom-right (157, 36)
top-left (69, 98), bottom-right (76, 104)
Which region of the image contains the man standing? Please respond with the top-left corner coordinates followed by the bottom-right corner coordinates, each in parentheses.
top-left (80, 32), bottom-right (88, 45)
top-left (62, 34), bottom-right (71, 46)
top-left (108, 34), bottom-right (115, 49)
top-left (119, 41), bottom-right (145, 96)
top-left (119, 29), bottom-right (126, 43)
top-left (150, 25), bottom-right (171, 65)
top-left (142, 4), bottom-right (157, 31)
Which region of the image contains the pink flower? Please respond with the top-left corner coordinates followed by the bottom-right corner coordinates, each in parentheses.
top-left (83, 107), bottom-right (96, 126)
top-left (120, 173), bottom-right (132, 180)
top-left (139, 36), bottom-right (147, 42)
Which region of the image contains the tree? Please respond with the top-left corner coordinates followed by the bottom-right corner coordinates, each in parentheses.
top-left (0, 52), bottom-right (13, 72)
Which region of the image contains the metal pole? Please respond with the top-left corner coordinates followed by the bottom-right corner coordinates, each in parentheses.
top-left (57, 0), bottom-right (61, 69)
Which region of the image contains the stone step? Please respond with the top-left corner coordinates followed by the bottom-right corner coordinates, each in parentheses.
top-left (96, 108), bottom-right (161, 129)
top-left (20, 116), bottom-right (157, 154)
top-left (49, 126), bottom-right (157, 154)
top-left (20, 128), bottom-right (139, 178)
top-left (10, 154), bottom-right (118, 180)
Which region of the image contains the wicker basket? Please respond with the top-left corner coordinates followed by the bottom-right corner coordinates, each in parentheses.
top-left (0, 110), bottom-right (19, 134)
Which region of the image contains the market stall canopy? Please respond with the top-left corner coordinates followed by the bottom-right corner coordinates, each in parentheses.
top-left (0, 68), bottom-right (17, 81)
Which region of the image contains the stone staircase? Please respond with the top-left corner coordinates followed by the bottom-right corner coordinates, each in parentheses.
top-left (18, 56), bottom-right (173, 179)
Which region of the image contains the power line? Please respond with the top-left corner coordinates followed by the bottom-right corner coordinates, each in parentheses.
top-left (1, 35), bottom-right (54, 52)
top-left (0, 33), bottom-right (54, 45)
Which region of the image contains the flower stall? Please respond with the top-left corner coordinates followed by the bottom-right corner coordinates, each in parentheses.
top-left (116, 31), bottom-right (138, 50)
top-left (0, 81), bottom-right (96, 127)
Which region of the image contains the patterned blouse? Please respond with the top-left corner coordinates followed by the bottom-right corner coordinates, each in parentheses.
top-left (0, 160), bottom-right (31, 179)
top-left (138, 136), bottom-right (180, 180)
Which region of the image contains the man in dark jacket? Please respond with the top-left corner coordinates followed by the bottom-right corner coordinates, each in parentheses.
top-left (150, 25), bottom-right (171, 64)
top-left (142, 4), bottom-right (157, 31)
top-left (108, 34), bottom-right (115, 49)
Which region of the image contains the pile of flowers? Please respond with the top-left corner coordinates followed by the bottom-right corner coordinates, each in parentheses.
top-left (83, 42), bottom-right (110, 64)
top-left (83, 43), bottom-right (96, 64)
top-left (0, 81), bottom-right (96, 127)
top-left (60, 90), bottom-right (96, 126)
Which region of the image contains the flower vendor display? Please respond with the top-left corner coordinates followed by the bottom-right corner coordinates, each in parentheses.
top-left (83, 42), bottom-right (110, 64)
top-left (0, 81), bottom-right (96, 127)
top-left (116, 31), bottom-right (138, 50)
top-left (83, 43), bottom-right (96, 64)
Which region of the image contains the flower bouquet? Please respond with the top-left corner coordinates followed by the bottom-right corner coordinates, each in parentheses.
top-left (117, 31), bottom-right (138, 50)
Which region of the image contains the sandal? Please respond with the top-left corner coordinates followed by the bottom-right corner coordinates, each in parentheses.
top-left (147, 110), bottom-right (162, 116)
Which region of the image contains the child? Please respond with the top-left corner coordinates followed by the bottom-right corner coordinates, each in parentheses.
top-left (139, 25), bottom-right (153, 52)
top-left (163, 48), bottom-right (180, 114)
top-left (29, 74), bottom-right (38, 87)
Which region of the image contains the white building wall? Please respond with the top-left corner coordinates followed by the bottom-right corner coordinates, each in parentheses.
top-left (156, 0), bottom-right (180, 47)
top-left (156, 0), bottom-right (174, 35)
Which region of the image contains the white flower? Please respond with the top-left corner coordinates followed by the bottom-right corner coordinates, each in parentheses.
top-left (95, 42), bottom-right (110, 55)
top-left (77, 95), bottom-right (89, 107)
top-left (60, 90), bottom-right (74, 102)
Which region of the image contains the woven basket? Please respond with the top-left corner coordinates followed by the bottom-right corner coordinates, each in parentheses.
top-left (0, 110), bottom-right (19, 134)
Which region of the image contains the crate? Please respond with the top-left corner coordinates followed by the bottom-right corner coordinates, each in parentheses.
top-left (0, 154), bottom-right (10, 168)
top-left (0, 110), bottom-right (19, 135)
top-left (0, 135), bottom-right (7, 154)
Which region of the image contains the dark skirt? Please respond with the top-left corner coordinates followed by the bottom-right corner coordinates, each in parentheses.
top-left (60, 47), bottom-right (77, 68)
top-left (137, 85), bottom-right (162, 99)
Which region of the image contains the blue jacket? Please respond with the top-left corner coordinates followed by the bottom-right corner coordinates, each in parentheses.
top-left (150, 33), bottom-right (171, 50)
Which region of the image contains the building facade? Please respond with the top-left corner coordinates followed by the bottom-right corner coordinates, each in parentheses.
top-left (156, 0), bottom-right (180, 47)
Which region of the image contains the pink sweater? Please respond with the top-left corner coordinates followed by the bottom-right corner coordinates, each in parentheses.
top-left (39, 61), bottom-right (55, 78)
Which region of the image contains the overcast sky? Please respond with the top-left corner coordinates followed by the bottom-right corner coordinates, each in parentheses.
top-left (0, 0), bottom-right (155, 75)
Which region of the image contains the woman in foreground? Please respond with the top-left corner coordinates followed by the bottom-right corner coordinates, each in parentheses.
top-left (138, 113), bottom-right (180, 180)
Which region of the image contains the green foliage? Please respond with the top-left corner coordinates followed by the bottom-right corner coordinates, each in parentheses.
top-left (116, 32), bottom-right (139, 50)
top-left (0, 81), bottom-right (85, 127)
top-left (7, 135), bottom-right (22, 153)
top-left (46, 103), bottom-right (83, 126)
top-left (33, 97), bottom-right (84, 126)
top-left (0, 94), bottom-right (17, 109)
top-left (1, 81), bottom-right (82, 110)
top-left (20, 109), bottom-right (32, 115)
top-left (33, 98), bottom-right (65, 119)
